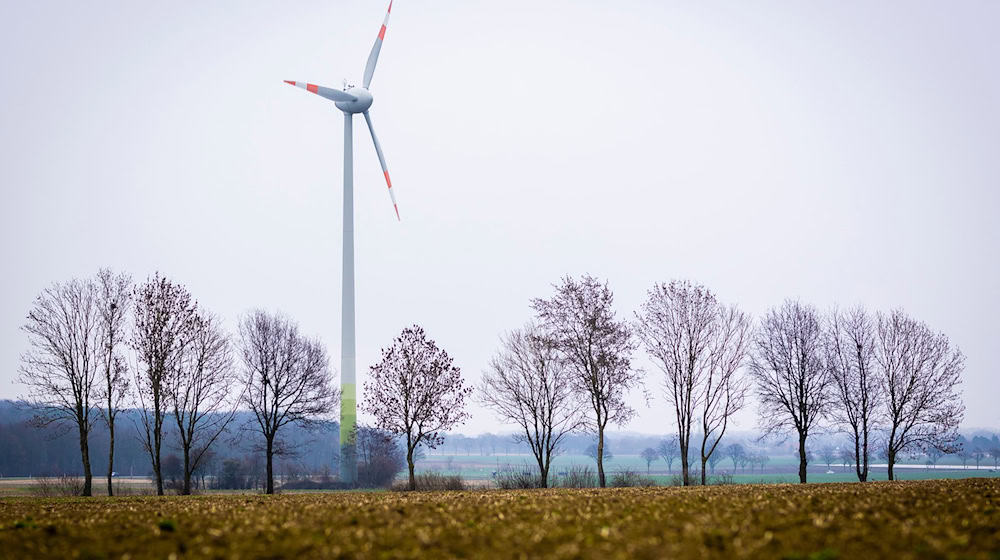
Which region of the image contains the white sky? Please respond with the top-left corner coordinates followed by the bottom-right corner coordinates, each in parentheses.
top-left (1, 1), bottom-right (998, 435)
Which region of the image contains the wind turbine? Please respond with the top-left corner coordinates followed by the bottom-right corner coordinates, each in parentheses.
top-left (284, 0), bottom-right (399, 485)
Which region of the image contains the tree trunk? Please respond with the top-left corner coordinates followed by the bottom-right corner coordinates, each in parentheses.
top-left (406, 447), bottom-right (416, 491)
top-left (182, 446), bottom-right (192, 495)
top-left (680, 446), bottom-right (690, 486)
top-left (107, 418), bottom-right (115, 496)
top-left (153, 458), bottom-right (163, 496)
top-left (265, 437), bottom-right (275, 494)
top-left (797, 432), bottom-right (808, 484)
top-left (700, 456), bottom-right (708, 486)
top-left (78, 423), bottom-right (93, 497)
top-left (153, 412), bottom-right (164, 496)
top-left (596, 427), bottom-right (606, 488)
top-left (887, 448), bottom-right (896, 481)
top-left (536, 455), bottom-right (548, 489)
top-left (855, 432), bottom-right (867, 482)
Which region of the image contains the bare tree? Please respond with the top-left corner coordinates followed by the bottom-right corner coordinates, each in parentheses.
top-left (757, 452), bottom-right (771, 473)
top-left (170, 312), bottom-right (239, 494)
top-left (818, 444), bottom-right (837, 470)
top-left (957, 448), bottom-right (971, 469)
top-left (657, 436), bottom-right (680, 472)
top-left (697, 303), bottom-right (751, 484)
top-left (239, 310), bottom-right (338, 494)
top-left (95, 269), bottom-right (132, 496)
top-left (749, 300), bottom-right (832, 483)
top-left (363, 325), bottom-right (471, 491)
top-left (479, 325), bottom-right (584, 487)
top-left (640, 447), bottom-right (658, 473)
top-left (925, 447), bottom-right (944, 469)
top-left (585, 439), bottom-right (613, 463)
top-left (532, 275), bottom-right (638, 488)
top-left (133, 274), bottom-right (198, 495)
top-left (839, 447), bottom-right (855, 472)
top-left (19, 277), bottom-right (102, 496)
top-left (634, 280), bottom-right (751, 486)
top-left (707, 450), bottom-right (724, 473)
top-left (825, 306), bottom-right (880, 482)
top-left (725, 442), bottom-right (746, 471)
top-left (875, 309), bottom-right (964, 480)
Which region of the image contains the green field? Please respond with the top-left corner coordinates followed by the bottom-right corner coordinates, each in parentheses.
top-left (1, 478), bottom-right (998, 559)
top-left (417, 453), bottom-right (1000, 483)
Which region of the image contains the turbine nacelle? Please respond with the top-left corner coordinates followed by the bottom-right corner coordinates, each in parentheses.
top-left (336, 86), bottom-right (373, 114)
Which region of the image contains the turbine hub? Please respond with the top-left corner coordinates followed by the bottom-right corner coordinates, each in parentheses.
top-left (336, 86), bottom-right (373, 114)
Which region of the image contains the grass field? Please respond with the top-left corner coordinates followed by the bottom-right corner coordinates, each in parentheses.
top-left (1, 478), bottom-right (997, 559)
top-left (419, 453), bottom-right (1000, 483)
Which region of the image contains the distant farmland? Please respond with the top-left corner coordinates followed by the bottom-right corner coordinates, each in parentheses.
top-left (413, 453), bottom-right (1000, 485)
top-left (1, 479), bottom-right (998, 559)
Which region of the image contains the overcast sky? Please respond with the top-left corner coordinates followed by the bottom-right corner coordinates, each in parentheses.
top-left (2, 1), bottom-right (997, 436)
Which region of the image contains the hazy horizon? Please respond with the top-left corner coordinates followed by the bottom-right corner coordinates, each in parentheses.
top-left (2, 1), bottom-right (998, 436)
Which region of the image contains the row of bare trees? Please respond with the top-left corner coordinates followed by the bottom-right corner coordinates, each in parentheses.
top-left (20, 269), bottom-right (965, 494)
top-left (747, 301), bottom-right (965, 482)
top-left (20, 270), bottom-right (340, 496)
top-left (480, 276), bottom-right (746, 488)
top-left (479, 275), bottom-right (965, 487)
top-left (480, 276), bottom-right (642, 488)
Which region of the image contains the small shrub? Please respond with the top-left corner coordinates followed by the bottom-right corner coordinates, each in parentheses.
top-left (493, 465), bottom-right (544, 489)
top-left (610, 468), bottom-right (657, 488)
top-left (558, 466), bottom-right (597, 489)
top-left (111, 482), bottom-right (155, 496)
top-left (668, 471), bottom-right (707, 486)
top-left (30, 475), bottom-right (84, 497)
top-left (393, 472), bottom-right (467, 491)
top-left (279, 478), bottom-right (354, 491)
top-left (356, 426), bottom-right (406, 488)
top-left (710, 472), bottom-right (735, 485)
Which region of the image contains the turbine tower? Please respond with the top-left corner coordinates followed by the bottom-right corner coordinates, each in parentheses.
top-left (284, 0), bottom-right (399, 485)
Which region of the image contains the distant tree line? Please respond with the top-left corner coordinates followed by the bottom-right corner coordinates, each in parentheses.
top-left (0, 400), bottom-right (338, 480)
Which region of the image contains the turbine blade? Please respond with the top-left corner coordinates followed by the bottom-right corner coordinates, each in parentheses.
top-left (284, 80), bottom-right (357, 103)
top-left (362, 1), bottom-right (393, 89)
top-left (363, 110), bottom-right (399, 220)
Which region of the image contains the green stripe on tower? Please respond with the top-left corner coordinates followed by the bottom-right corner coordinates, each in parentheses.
top-left (340, 381), bottom-right (357, 480)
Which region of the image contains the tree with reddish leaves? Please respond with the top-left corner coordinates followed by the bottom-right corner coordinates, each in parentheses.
top-left (132, 273), bottom-right (199, 496)
top-left (532, 275), bottom-right (638, 488)
top-left (363, 325), bottom-right (471, 491)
